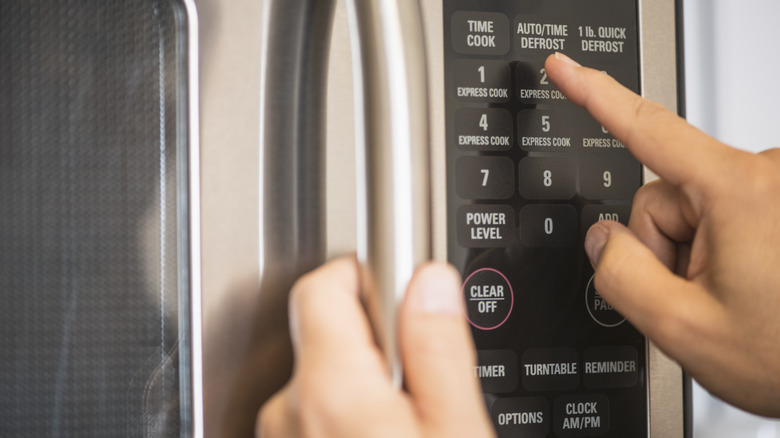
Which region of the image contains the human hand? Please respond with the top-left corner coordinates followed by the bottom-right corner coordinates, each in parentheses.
top-left (546, 52), bottom-right (780, 417)
top-left (256, 257), bottom-right (495, 437)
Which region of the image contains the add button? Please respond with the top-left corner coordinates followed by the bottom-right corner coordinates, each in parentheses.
top-left (463, 268), bottom-right (514, 330)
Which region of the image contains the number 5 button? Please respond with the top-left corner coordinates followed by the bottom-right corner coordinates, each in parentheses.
top-left (456, 156), bottom-right (515, 200)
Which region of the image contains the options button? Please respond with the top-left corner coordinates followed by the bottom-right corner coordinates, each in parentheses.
top-left (492, 396), bottom-right (549, 438)
top-left (463, 268), bottom-right (514, 330)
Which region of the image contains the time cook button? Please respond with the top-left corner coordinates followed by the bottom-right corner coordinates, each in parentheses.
top-left (451, 11), bottom-right (510, 56)
top-left (463, 268), bottom-right (514, 330)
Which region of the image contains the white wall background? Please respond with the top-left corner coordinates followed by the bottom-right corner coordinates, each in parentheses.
top-left (685, 0), bottom-right (780, 151)
top-left (684, 0), bottom-right (780, 436)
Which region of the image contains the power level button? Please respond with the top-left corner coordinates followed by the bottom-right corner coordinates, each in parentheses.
top-left (463, 268), bottom-right (514, 330)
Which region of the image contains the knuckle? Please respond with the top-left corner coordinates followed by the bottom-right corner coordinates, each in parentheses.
top-left (256, 391), bottom-right (294, 438)
top-left (294, 373), bottom-right (357, 435)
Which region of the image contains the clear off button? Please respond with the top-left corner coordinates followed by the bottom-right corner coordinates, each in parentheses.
top-left (463, 268), bottom-right (514, 330)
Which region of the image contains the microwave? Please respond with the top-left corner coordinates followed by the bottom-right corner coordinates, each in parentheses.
top-left (1, 0), bottom-right (688, 436)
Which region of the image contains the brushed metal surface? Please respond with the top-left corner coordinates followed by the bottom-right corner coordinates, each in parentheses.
top-left (639, 0), bottom-right (687, 436)
top-left (198, 0), bottom-right (338, 435)
top-left (345, 0), bottom-right (431, 386)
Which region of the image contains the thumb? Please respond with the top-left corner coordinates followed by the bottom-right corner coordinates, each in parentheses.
top-left (399, 262), bottom-right (492, 434)
top-left (585, 221), bottom-right (709, 348)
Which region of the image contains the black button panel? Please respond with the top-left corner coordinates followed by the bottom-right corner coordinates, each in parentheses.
top-left (444, 0), bottom-right (647, 436)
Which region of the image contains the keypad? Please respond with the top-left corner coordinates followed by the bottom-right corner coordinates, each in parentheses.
top-left (444, 1), bottom-right (647, 436)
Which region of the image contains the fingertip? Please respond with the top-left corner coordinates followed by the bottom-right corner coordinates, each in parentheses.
top-left (584, 222), bottom-right (610, 268)
top-left (546, 51), bottom-right (581, 69)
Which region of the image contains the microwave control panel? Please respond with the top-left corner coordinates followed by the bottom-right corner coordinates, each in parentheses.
top-left (443, 1), bottom-right (645, 436)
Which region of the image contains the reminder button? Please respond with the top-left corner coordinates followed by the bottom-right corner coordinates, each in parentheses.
top-left (583, 346), bottom-right (639, 389)
top-left (451, 11), bottom-right (510, 55)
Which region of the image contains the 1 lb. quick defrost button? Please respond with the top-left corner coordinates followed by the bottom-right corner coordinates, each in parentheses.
top-left (463, 268), bottom-right (514, 330)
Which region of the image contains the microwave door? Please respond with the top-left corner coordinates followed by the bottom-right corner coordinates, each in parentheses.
top-left (200, 0), bottom-right (430, 434)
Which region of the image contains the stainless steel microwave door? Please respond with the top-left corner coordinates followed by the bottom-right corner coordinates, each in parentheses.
top-left (0, 1), bottom-right (199, 437)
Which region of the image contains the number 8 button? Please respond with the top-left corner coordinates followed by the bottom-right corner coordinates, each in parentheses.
top-left (518, 157), bottom-right (576, 200)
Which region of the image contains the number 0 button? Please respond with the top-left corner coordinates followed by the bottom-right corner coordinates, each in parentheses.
top-left (456, 156), bottom-right (515, 200)
top-left (519, 204), bottom-right (577, 247)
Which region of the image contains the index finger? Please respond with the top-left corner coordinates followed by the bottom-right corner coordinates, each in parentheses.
top-left (544, 52), bottom-right (732, 188)
top-left (289, 257), bottom-right (387, 377)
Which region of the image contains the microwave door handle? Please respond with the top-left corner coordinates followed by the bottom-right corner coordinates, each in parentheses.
top-left (346, 0), bottom-right (432, 386)
top-left (260, 0), bottom-right (334, 273)
top-left (256, 0), bottom-right (335, 411)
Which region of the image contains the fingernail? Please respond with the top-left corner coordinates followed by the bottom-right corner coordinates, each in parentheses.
top-left (408, 263), bottom-right (463, 315)
top-left (554, 51), bottom-right (581, 67)
top-left (585, 224), bottom-right (609, 267)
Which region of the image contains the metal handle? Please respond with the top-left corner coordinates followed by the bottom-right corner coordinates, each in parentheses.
top-left (345, 0), bottom-right (432, 385)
